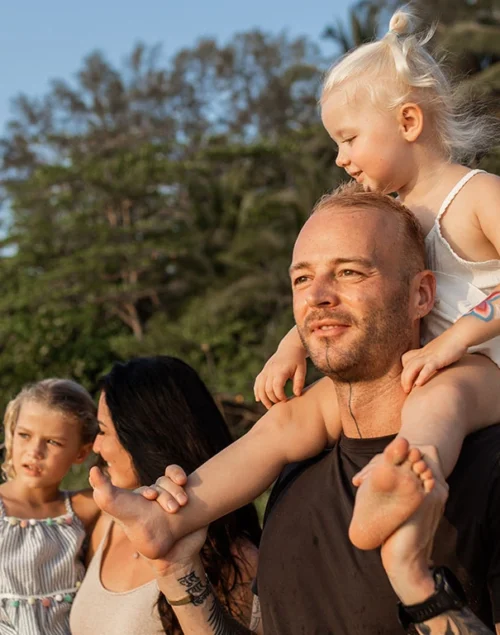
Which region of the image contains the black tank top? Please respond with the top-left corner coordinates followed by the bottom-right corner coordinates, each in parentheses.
top-left (256, 429), bottom-right (500, 635)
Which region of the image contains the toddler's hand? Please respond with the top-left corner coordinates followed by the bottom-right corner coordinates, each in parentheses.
top-left (254, 346), bottom-right (307, 410)
top-left (140, 465), bottom-right (189, 513)
top-left (401, 331), bottom-right (468, 392)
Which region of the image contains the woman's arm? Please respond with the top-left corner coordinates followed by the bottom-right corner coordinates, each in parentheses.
top-left (156, 557), bottom-right (262, 635)
top-left (150, 528), bottom-right (263, 635)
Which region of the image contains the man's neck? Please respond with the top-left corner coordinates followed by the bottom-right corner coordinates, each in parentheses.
top-left (331, 366), bottom-right (406, 439)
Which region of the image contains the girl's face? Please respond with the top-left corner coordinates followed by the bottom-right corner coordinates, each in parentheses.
top-left (321, 88), bottom-right (414, 194)
top-left (12, 401), bottom-right (90, 488)
top-left (93, 392), bottom-right (139, 490)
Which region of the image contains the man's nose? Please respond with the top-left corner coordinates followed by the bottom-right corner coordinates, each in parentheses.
top-left (306, 279), bottom-right (341, 308)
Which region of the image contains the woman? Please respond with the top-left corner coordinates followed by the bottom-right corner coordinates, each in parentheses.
top-left (70, 356), bottom-right (261, 635)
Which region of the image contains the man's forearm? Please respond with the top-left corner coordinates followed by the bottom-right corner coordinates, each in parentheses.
top-left (156, 561), bottom-right (257, 635)
top-left (414, 607), bottom-right (494, 634)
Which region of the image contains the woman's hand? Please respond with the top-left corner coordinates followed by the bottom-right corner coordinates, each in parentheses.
top-left (140, 465), bottom-right (190, 514)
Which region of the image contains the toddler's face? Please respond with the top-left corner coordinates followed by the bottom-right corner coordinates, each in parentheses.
top-left (12, 401), bottom-right (87, 486)
top-left (321, 87), bottom-right (411, 195)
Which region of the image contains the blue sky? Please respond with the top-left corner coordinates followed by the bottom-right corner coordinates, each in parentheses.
top-left (0, 0), bottom-right (354, 132)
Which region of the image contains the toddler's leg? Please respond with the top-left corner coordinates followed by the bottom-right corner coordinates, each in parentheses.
top-left (399, 353), bottom-right (500, 477)
top-left (349, 354), bottom-right (500, 551)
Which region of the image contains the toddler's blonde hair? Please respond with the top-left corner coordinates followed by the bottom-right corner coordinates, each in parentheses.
top-left (321, 8), bottom-right (497, 164)
top-left (1, 378), bottom-right (98, 481)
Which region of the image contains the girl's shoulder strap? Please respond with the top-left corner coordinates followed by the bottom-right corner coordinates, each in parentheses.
top-left (0, 496), bottom-right (6, 518)
top-left (63, 491), bottom-right (75, 515)
top-left (437, 169), bottom-right (486, 220)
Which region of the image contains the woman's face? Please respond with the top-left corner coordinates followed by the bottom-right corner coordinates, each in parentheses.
top-left (93, 392), bottom-right (140, 490)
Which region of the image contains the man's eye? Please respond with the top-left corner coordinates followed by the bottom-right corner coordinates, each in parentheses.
top-left (293, 276), bottom-right (309, 286)
top-left (339, 269), bottom-right (360, 277)
top-left (48, 440), bottom-right (62, 447)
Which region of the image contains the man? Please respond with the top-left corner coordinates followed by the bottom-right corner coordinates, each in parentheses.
top-left (91, 185), bottom-right (500, 633)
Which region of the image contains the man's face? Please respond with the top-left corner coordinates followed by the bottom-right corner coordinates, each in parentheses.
top-left (291, 206), bottom-right (414, 382)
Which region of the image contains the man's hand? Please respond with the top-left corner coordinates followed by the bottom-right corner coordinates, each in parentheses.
top-left (380, 476), bottom-right (494, 633)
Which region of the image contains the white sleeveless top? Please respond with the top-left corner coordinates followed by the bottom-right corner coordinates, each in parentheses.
top-left (70, 521), bottom-right (164, 635)
top-left (422, 168), bottom-right (500, 367)
top-left (0, 492), bottom-right (86, 635)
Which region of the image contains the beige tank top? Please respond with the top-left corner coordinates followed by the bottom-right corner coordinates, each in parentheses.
top-left (69, 521), bottom-right (164, 635)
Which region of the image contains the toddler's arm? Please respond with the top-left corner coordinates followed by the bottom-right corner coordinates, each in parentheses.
top-left (154, 376), bottom-right (340, 542)
top-left (402, 287), bottom-right (500, 391)
top-left (254, 325), bottom-right (308, 409)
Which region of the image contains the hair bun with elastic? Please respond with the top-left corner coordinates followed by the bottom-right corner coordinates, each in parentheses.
top-left (388, 10), bottom-right (413, 36)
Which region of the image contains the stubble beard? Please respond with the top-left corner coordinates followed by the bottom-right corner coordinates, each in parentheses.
top-left (298, 291), bottom-right (413, 384)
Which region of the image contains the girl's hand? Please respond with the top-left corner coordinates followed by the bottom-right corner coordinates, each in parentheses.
top-left (254, 346), bottom-right (307, 410)
top-left (401, 331), bottom-right (468, 392)
top-left (140, 465), bottom-right (189, 513)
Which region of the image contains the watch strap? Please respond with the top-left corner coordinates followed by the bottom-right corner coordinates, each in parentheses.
top-left (397, 567), bottom-right (466, 630)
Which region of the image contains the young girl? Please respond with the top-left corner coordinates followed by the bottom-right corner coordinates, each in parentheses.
top-left (92, 8), bottom-right (500, 556)
top-left (0, 379), bottom-right (99, 634)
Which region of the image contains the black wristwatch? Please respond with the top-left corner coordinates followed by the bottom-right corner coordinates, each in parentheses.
top-left (397, 567), bottom-right (467, 631)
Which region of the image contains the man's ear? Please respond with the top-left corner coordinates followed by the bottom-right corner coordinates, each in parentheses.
top-left (398, 103), bottom-right (424, 143)
top-left (74, 443), bottom-right (94, 465)
top-left (411, 270), bottom-right (436, 321)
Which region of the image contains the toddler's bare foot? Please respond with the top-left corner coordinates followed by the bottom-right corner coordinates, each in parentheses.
top-left (349, 437), bottom-right (435, 551)
top-left (90, 466), bottom-right (175, 560)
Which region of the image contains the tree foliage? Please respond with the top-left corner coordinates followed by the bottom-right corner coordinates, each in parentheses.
top-left (0, 0), bottom-right (498, 434)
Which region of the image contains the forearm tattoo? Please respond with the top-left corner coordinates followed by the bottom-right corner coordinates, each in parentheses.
top-left (415, 607), bottom-right (494, 634)
top-left (248, 596), bottom-right (262, 632)
top-left (466, 291), bottom-right (500, 322)
top-left (176, 570), bottom-right (255, 634)
top-left (178, 571), bottom-right (212, 606)
top-left (207, 595), bottom-right (255, 634)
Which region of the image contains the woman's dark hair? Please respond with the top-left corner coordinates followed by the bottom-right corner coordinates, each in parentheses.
top-left (100, 356), bottom-right (261, 633)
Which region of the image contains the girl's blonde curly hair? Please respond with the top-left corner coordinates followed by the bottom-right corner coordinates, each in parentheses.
top-left (2, 378), bottom-right (98, 481)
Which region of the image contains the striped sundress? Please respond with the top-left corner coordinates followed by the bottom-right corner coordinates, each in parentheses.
top-left (0, 493), bottom-right (86, 635)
